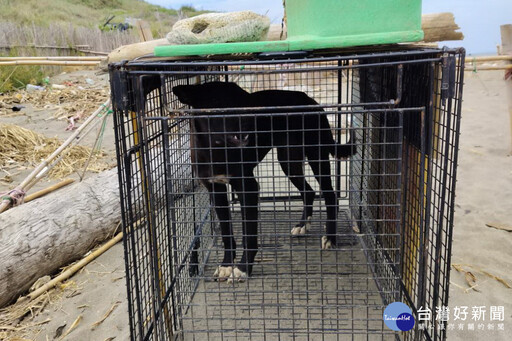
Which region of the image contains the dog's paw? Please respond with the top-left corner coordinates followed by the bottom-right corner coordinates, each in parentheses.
top-left (226, 267), bottom-right (247, 284)
top-left (291, 216), bottom-right (311, 236)
top-left (291, 226), bottom-right (307, 236)
top-left (321, 236), bottom-right (334, 250)
top-left (213, 266), bottom-right (233, 281)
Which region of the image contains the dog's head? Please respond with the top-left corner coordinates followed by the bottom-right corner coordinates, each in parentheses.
top-left (173, 81), bottom-right (250, 109)
top-left (173, 82), bottom-right (252, 148)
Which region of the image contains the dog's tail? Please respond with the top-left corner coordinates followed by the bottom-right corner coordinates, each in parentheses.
top-left (329, 128), bottom-right (357, 160)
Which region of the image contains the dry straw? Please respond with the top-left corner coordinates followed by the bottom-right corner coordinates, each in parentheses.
top-left (0, 86), bottom-right (110, 120)
top-left (0, 123), bottom-right (109, 179)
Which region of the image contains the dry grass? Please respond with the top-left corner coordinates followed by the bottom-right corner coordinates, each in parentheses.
top-left (0, 280), bottom-right (80, 340)
top-left (0, 86), bottom-right (109, 120)
top-left (0, 123), bottom-right (110, 179)
top-left (0, 290), bottom-right (59, 340)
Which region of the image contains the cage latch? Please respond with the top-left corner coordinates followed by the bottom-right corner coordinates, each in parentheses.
top-left (110, 68), bottom-right (131, 112)
top-left (441, 53), bottom-right (456, 102)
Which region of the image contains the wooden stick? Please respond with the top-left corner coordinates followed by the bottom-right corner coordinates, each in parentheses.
top-left (0, 60), bottom-right (101, 66)
top-left (500, 24), bottom-right (512, 152)
top-left (24, 179), bottom-right (75, 203)
top-left (0, 56), bottom-right (106, 61)
top-left (0, 99), bottom-right (111, 214)
top-left (18, 231), bottom-right (123, 304)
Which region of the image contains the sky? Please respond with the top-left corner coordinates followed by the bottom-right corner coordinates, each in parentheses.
top-left (146, 0), bottom-right (512, 54)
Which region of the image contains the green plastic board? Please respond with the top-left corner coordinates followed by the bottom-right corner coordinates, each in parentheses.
top-left (155, 0), bottom-right (423, 57)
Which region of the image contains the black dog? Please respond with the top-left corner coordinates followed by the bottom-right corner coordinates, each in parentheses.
top-left (173, 81), bottom-right (354, 282)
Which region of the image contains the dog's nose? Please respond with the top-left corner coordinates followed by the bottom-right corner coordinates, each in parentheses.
top-left (227, 134), bottom-right (249, 147)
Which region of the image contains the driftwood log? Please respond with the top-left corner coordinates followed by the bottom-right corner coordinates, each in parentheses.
top-left (0, 169), bottom-right (120, 308)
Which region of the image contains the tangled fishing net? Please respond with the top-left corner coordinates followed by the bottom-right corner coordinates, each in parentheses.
top-left (167, 11), bottom-right (270, 45)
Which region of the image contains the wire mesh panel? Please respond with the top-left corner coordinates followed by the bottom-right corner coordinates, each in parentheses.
top-left (109, 47), bottom-right (464, 341)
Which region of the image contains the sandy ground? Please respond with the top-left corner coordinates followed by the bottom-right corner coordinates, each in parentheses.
top-left (444, 70), bottom-right (512, 340)
top-left (1, 69), bottom-right (511, 340)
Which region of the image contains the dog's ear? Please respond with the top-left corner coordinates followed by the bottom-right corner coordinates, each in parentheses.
top-left (172, 85), bottom-right (198, 106)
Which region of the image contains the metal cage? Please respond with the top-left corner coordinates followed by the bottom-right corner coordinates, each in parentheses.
top-left (109, 47), bottom-right (464, 341)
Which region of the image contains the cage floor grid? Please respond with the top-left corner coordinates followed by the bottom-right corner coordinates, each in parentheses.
top-left (174, 210), bottom-right (396, 341)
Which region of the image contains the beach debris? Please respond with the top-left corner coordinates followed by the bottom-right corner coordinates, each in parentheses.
top-left (25, 84), bottom-right (44, 92)
top-left (90, 301), bottom-right (121, 330)
top-left (452, 263), bottom-right (511, 292)
top-left (54, 324), bottom-right (66, 338)
top-left (486, 222), bottom-right (512, 232)
top-left (59, 315), bottom-right (82, 340)
top-left (11, 105), bottom-right (24, 111)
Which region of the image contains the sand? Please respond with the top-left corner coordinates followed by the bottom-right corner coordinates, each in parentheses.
top-left (1, 69), bottom-right (511, 340)
top-left (443, 70), bottom-right (512, 340)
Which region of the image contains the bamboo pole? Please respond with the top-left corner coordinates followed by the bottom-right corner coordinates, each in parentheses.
top-left (77, 49), bottom-right (109, 56)
top-left (500, 24), bottom-right (512, 152)
top-left (0, 56), bottom-right (106, 61)
top-left (0, 99), bottom-right (111, 214)
top-left (466, 55), bottom-right (512, 63)
top-left (0, 60), bottom-right (101, 66)
top-left (0, 44), bottom-right (90, 50)
top-left (17, 231), bottom-right (123, 304)
top-left (464, 64), bottom-right (512, 72)
top-left (24, 179), bottom-right (75, 203)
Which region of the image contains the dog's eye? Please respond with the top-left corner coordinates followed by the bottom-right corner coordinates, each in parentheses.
top-left (232, 136), bottom-right (239, 141)
top-left (214, 140), bottom-right (223, 145)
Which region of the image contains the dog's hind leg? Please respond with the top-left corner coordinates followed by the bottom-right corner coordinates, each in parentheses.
top-left (208, 183), bottom-right (237, 281)
top-left (277, 147), bottom-right (315, 236)
top-left (307, 151), bottom-right (338, 249)
top-left (228, 174), bottom-right (259, 283)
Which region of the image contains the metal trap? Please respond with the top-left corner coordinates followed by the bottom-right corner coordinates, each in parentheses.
top-left (110, 47), bottom-right (464, 340)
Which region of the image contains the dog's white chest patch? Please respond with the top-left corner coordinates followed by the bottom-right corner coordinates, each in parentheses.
top-left (209, 174), bottom-right (230, 184)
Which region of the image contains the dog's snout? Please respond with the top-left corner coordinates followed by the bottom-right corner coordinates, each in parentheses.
top-left (227, 134), bottom-right (249, 147)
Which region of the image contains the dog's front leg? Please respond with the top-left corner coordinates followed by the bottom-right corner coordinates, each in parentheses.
top-left (208, 183), bottom-right (237, 281)
top-left (228, 175), bottom-right (259, 283)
